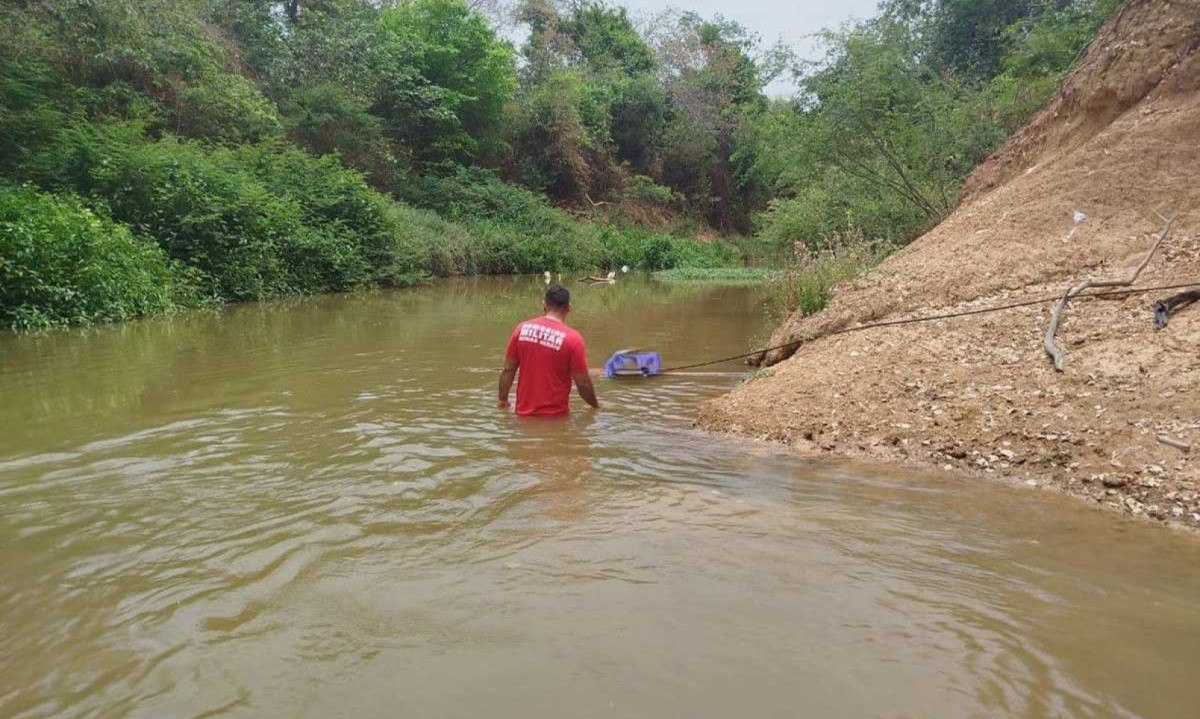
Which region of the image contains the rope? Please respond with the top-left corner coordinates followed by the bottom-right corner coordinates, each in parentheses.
top-left (660, 280), bottom-right (1199, 373)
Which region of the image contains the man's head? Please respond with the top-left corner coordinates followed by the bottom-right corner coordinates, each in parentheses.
top-left (544, 284), bottom-right (570, 315)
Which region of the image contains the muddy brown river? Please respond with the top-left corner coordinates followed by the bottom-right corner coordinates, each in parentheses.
top-left (2, 276), bottom-right (1198, 719)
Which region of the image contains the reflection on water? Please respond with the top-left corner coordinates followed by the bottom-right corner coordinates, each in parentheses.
top-left (1, 276), bottom-right (1198, 719)
top-left (507, 420), bottom-right (596, 523)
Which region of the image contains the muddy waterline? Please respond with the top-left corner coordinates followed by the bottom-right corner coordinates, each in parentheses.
top-left (1, 276), bottom-right (1198, 719)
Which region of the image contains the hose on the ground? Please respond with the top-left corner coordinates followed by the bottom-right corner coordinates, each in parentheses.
top-left (660, 280), bottom-right (1199, 373)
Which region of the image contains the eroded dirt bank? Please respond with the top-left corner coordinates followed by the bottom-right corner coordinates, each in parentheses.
top-left (698, 0), bottom-right (1200, 530)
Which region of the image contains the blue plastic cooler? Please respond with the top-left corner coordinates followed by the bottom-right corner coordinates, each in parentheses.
top-left (603, 349), bottom-right (662, 378)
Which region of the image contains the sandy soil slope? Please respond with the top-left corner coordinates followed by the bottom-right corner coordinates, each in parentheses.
top-left (699, 0), bottom-right (1200, 530)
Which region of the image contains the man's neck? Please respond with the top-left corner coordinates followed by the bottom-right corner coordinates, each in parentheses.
top-left (543, 310), bottom-right (567, 323)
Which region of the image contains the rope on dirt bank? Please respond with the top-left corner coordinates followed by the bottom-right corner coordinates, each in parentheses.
top-left (660, 280), bottom-right (1200, 373)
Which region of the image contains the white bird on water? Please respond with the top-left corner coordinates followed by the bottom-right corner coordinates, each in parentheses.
top-left (621, 265), bottom-right (630, 273)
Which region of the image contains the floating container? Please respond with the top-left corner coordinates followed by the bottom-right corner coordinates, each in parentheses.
top-left (603, 349), bottom-right (662, 378)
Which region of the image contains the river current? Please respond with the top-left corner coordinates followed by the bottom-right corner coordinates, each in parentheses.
top-left (1, 276), bottom-right (1198, 718)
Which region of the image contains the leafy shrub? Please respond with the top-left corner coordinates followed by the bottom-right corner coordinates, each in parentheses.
top-left (173, 73), bottom-right (282, 145)
top-left (401, 165), bottom-right (601, 271)
top-left (638, 234), bottom-right (677, 271)
top-left (508, 69), bottom-right (598, 202)
top-left (6, 108), bottom-right (744, 332)
top-left (999, 0), bottom-right (1121, 81)
top-left (33, 123), bottom-right (396, 299)
top-left (36, 124), bottom-right (300, 299)
top-left (0, 59), bottom-right (70, 177)
top-left (403, 165), bottom-right (733, 273)
top-left (982, 0), bottom-right (1123, 131)
top-left (622, 229), bottom-right (737, 271)
top-left (623, 175), bottom-right (676, 205)
top-left (25, 123), bottom-right (695, 306)
top-left (228, 142), bottom-right (405, 284)
top-left (668, 236), bottom-right (739, 269)
top-left (378, 202), bottom-right (470, 281)
top-left (401, 165), bottom-right (557, 224)
top-left (0, 184), bottom-right (190, 329)
top-left (280, 82), bottom-right (397, 184)
top-left (752, 178), bottom-right (929, 260)
top-left (377, 0), bottom-right (517, 164)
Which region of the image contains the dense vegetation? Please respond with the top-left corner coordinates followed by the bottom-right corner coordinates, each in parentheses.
top-left (0, 0), bottom-right (1117, 329)
top-left (747, 0), bottom-right (1120, 257)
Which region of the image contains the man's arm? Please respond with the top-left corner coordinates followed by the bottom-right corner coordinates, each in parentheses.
top-left (569, 336), bottom-right (598, 409)
top-left (498, 356), bottom-right (519, 409)
top-left (573, 371), bottom-right (600, 409)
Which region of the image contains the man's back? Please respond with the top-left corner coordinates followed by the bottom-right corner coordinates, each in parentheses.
top-left (505, 316), bottom-right (588, 416)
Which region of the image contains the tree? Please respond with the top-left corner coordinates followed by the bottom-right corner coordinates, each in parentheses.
top-left (880, 0), bottom-right (1064, 81)
top-left (608, 73), bottom-right (666, 173)
top-left (280, 82), bottom-right (396, 185)
top-left (378, 0), bottom-right (517, 164)
top-left (511, 0), bottom-right (659, 200)
top-left (560, 2), bottom-right (654, 76)
top-left (742, 0), bottom-right (1120, 255)
top-left (509, 69), bottom-right (595, 202)
top-left (173, 72), bottom-right (283, 145)
top-left (654, 12), bottom-right (770, 231)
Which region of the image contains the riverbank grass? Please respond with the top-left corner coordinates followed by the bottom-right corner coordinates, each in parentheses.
top-left (653, 267), bottom-right (777, 283)
top-left (764, 233), bottom-right (895, 320)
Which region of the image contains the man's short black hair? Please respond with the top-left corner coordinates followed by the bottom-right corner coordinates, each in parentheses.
top-left (545, 284), bottom-right (570, 310)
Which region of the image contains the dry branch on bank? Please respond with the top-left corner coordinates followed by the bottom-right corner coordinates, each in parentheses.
top-left (1043, 217), bottom-right (1175, 371)
top-left (1156, 435), bottom-right (1193, 453)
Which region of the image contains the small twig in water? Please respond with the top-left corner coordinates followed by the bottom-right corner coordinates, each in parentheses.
top-left (1043, 216), bottom-right (1175, 371)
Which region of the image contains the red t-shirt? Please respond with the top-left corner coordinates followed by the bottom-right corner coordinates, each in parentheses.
top-left (505, 316), bottom-right (588, 416)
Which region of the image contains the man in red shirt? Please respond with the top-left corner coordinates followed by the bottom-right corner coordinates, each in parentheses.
top-left (498, 284), bottom-right (600, 416)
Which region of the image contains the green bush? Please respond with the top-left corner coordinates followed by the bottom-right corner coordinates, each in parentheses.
top-left (0, 59), bottom-right (70, 177)
top-left (6, 112), bottom-right (744, 331)
top-left (33, 124), bottom-right (409, 299)
top-left (280, 82), bottom-right (397, 184)
top-left (624, 174), bottom-right (676, 205)
top-left (668, 235), bottom-right (739, 269)
top-left (753, 181), bottom-right (928, 258)
top-left (401, 164), bottom-right (556, 224)
top-left (229, 142), bottom-right (401, 282)
top-left (404, 166), bottom-right (588, 270)
top-left (378, 202), bottom-right (467, 280)
top-left (25, 124), bottom-right (694, 304)
top-left (622, 229), bottom-right (737, 271)
top-left (36, 124), bottom-right (303, 299)
top-left (401, 164), bottom-right (734, 273)
top-left (173, 73), bottom-right (283, 145)
top-left (0, 184), bottom-right (191, 329)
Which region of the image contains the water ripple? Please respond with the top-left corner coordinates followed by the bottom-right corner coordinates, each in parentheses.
top-left (2, 279), bottom-right (1199, 719)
